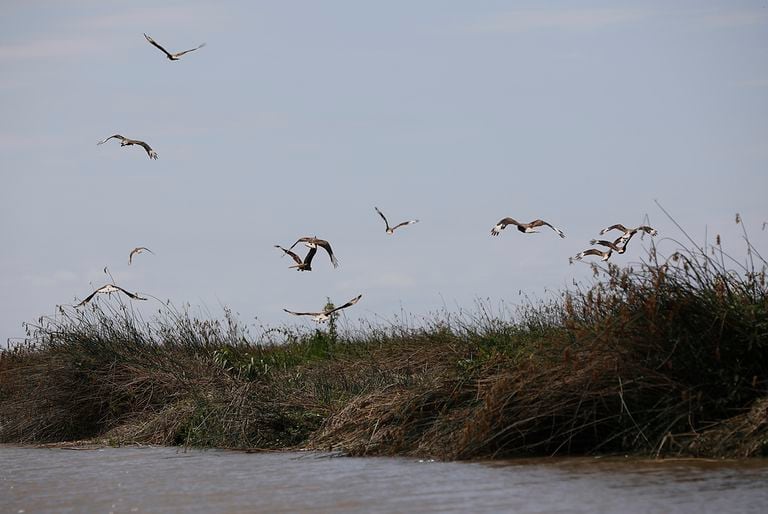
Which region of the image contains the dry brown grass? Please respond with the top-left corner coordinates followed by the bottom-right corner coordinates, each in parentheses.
top-left (2, 221), bottom-right (767, 459)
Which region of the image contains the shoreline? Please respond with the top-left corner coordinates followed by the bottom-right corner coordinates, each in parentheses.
top-left (3, 441), bottom-right (765, 469)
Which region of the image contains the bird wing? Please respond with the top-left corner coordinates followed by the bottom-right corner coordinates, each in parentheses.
top-left (144, 33), bottom-right (174, 59)
top-left (316, 239), bottom-right (339, 268)
top-left (289, 237), bottom-right (311, 250)
top-left (637, 225), bottom-right (658, 236)
top-left (76, 284), bottom-right (116, 305)
top-left (599, 224), bottom-right (629, 235)
top-left (591, 239), bottom-right (621, 251)
top-left (97, 134), bottom-right (125, 145)
top-left (275, 245), bottom-right (303, 266)
top-left (325, 294), bottom-right (363, 315)
top-left (616, 229), bottom-right (638, 245)
top-left (577, 249), bottom-right (606, 259)
top-left (113, 285), bottom-right (147, 301)
top-left (530, 219), bottom-right (566, 238)
top-left (303, 246), bottom-right (318, 266)
top-left (133, 140), bottom-right (158, 159)
top-left (491, 217), bottom-right (518, 236)
top-left (283, 308), bottom-right (321, 317)
top-left (129, 246), bottom-right (154, 264)
top-left (374, 207), bottom-right (391, 230)
top-left (391, 219), bottom-right (419, 231)
top-left (75, 288), bottom-right (101, 307)
top-left (171, 42), bottom-right (206, 58)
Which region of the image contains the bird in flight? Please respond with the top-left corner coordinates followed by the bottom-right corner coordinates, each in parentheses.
top-left (283, 294), bottom-right (363, 323)
top-left (289, 237), bottom-right (338, 268)
top-left (572, 248), bottom-right (612, 262)
top-left (128, 246), bottom-right (154, 265)
top-left (491, 218), bottom-right (565, 238)
top-left (573, 226), bottom-right (649, 263)
top-left (599, 224), bottom-right (657, 244)
top-left (75, 284), bottom-right (147, 307)
top-left (374, 207), bottom-right (419, 234)
top-left (274, 245), bottom-right (316, 271)
top-left (589, 238), bottom-right (628, 254)
top-left (144, 33), bottom-right (206, 61)
top-left (97, 135), bottom-right (158, 160)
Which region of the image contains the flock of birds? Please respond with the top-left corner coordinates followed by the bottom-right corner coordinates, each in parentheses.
top-left (94, 33), bottom-right (207, 161)
top-left (572, 224), bottom-right (658, 263)
top-left (75, 33), bottom-right (659, 323)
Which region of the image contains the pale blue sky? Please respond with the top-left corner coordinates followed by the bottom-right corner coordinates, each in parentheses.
top-left (2, 1), bottom-right (767, 343)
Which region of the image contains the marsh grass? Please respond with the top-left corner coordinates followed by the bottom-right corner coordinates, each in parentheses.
top-left (1, 217), bottom-right (766, 458)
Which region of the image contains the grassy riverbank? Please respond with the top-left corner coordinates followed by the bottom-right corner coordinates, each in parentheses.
top-left (2, 235), bottom-right (767, 459)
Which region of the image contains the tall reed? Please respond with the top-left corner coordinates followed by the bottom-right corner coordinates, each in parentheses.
top-left (2, 218), bottom-right (766, 458)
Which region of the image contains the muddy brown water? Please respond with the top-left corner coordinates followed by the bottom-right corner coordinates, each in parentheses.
top-left (2, 445), bottom-right (767, 513)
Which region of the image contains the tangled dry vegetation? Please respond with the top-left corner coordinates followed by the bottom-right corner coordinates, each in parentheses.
top-left (2, 225), bottom-right (767, 459)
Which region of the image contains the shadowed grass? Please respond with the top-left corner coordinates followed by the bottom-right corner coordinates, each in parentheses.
top-left (1, 218), bottom-right (767, 459)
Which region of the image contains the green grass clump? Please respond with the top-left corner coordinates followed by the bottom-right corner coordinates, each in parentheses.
top-left (1, 221), bottom-right (766, 459)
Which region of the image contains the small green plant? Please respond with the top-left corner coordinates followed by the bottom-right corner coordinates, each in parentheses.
top-left (324, 297), bottom-right (338, 343)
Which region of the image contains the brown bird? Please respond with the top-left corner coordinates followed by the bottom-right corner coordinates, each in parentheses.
top-left (574, 231), bottom-right (642, 263)
top-left (75, 284), bottom-right (147, 307)
top-left (97, 134), bottom-right (158, 160)
top-left (128, 246), bottom-right (154, 265)
top-left (289, 237), bottom-right (338, 268)
top-left (573, 248), bottom-right (612, 262)
top-left (274, 245), bottom-right (316, 271)
top-left (283, 294), bottom-right (362, 323)
top-left (144, 33), bottom-right (206, 61)
top-left (599, 224), bottom-right (657, 244)
top-left (491, 218), bottom-right (565, 238)
top-left (375, 207), bottom-right (419, 234)
top-left (589, 238), bottom-right (628, 254)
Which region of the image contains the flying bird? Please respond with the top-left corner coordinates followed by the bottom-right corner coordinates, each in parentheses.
top-left (491, 218), bottom-right (565, 238)
top-left (589, 238), bottom-right (628, 254)
top-left (374, 207), bottom-right (419, 234)
top-left (599, 224), bottom-right (657, 243)
top-left (143, 33), bottom-right (206, 61)
top-left (75, 284), bottom-right (147, 307)
top-left (573, 232), bottom-right (643, 263)
top-left (97, 135), bottom-right (158, 160)
top-left (289, 237), bottom-right (338, 268)
top-left (283, 294), bottom-right (363, 323)
top-left (573, 248), bottom-right (612, 262)
top-left (274, 245), bottom-right (316, 271)
top-left (129, 246), bottom-right (154, 265)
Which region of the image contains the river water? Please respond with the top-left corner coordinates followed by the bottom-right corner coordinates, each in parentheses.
top-left (2, 445), bottom-right (767, 513)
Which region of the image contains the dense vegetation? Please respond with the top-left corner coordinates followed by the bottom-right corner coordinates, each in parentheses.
top-left (2, 225), bottom-right (767, 459)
